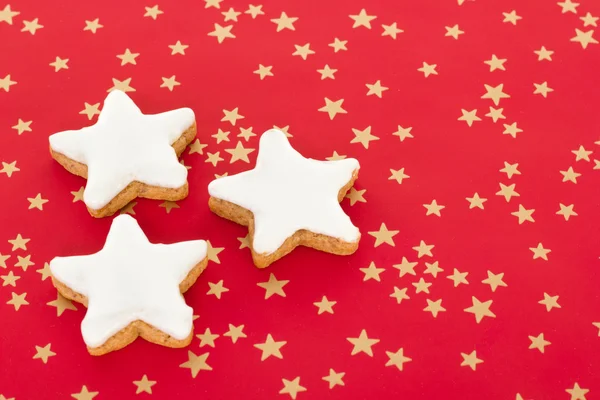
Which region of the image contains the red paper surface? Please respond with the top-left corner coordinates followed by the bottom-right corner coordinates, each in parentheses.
top-left (1, 0), bottom-right (599, 399)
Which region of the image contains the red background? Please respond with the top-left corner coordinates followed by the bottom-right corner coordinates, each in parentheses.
top-left (1, 0), bottom-right (599, 399)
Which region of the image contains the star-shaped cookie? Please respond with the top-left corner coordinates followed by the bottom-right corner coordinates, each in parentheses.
top-left (49, 214), bottom-right (208, 355)
top-left (208, 129), bottom-right (361, 268)
top-left (49, 90), bottom-right (196, 217)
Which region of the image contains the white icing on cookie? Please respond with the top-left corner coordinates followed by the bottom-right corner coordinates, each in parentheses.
top-left (49, 90), bottom-right (195, 210)
top-left (208, 129), bottom-right (360, 254)
top-left (49, 214), bottom-right (207, 349)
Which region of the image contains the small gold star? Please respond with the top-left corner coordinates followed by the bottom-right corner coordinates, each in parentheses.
top-left (279, 377), bottom-right (306, 399)
top-left (458, 109), bottom-right (481, 126)
top-left (368, 223), bottom-right (398, 247)
top-left (500, 162), bottom-right (520, 178)
top-left (314, 296), bottom-right (336, 314)
top-left (530, 243), bottom-right (551, 260)
top-left (271, 12), bottom-right (297, 31)
top-left (204, 0), bottom-right (223, 8)
top-left (196, 327), bottom-right (219, 347)
top-left (580, 12), bottom-right (599, 27)
top-left (1, 271), bottom-right (19, 287)
top-left (349, 9), bottom-right (377, 29)
top-left (143, 5), bottom-right (163, 19)
top-left (593, 322), bottom-right (600, 336)
top-left (2, 160), bottom-right (21, 176)
top-left (221, 107), bottom-right (244, 125)
top-left (351, 126), bottom-right (379, 149)
top-left (529, 333), bottom-right (551, 353)
top-left (392, 125), bottom-right (413, 141)
top-left (366, 80), bottom-right (388, 98)
top-left (108, 77), bottom-right (135, 92)
top-left (208, 23), bottom-right (235, 43)
top-left (12, 119), bottom-right (32, 135)
top-left (557, 203), bottom-right (577, 221)
top-left (206, 152), bottom-right (224, 167)
top-left (8, 234), bottom-right (29, 251)
top-left (417, 62), bottom-right (438, 77)
top-left (533, 82), bottom-right (553, 97)
top-left (382, 22), bottom-right (403, 39)
top-left (424, 298), bottom-right (446, 317)
top-left (496, 182), bottom-right (520, 202)
top-left (557, 0), bottom-right (579, 14)
top-left (534, 46), bottom-right (554, 61)
top-left (571, 29), bottom-right (598, 49)
top-left (466, 193), bottom-right (487, 209)
top-left (412, 240), bottom-right (434, 258)
top-left (390, 286), bottom-right (410, 303)
top-left (22, 18), bottom-right (43, 34)
top-left (254, 334), bottom-right (286, 360)
top-left (33, 343), bottom-right (56, 364)
top-left (566, 383), bottom-right (589, 400)
top-left (84, 18), bottom-right (103, 33)
top-left (14, 255), bottom-right (34, 271)
top-left (47, 293), bottom-right (77, 316)
top-left (207, 280), bottom-right (229, 299)
top-left (49, 57), bottom-right (69, 72)
top-left (502, 10), bottom-right (522, 25)
top-left (159, 201), bottom-right (179, 213)
top-left (169, 40), bottom-right (189, 55)
top-left (212, 129), bottom-right (230, 143)
top-left (254, 64), bottom-right (273, 79)
top-left (133, 375), bottom-right (156, 395)
top-left (503, 122), bottom-right (523, 138)
top-left (0, 253), bottom-right (10, 269)
top-left (71, 385), bottom-right (99, 400)
top-left (273, 125), bottom-right (292, 137)
top-left (79, 103), bottom-right (100, 120)
top-left (538, 293), bottom-right (560, 312)
top-left (445, 24), bottom-right (464, 39)
top-left (424, 261), bottom-right (443, 277)
top-left (116, 49), bottom-right (139, 66)
top-left (28, 193), bottom-right (49, 210)
top-left (560, 166), bottom-right (581, 183)
top-left (412, 278), bottom-right (432, 294)
top-left (461, 350), bottom-right (483, 370)
top-left (511, 204), bottom-right (535, 224)
top-left (120, 201), bottom-right (137, 215)
top-left (423, 200), bottom-right (445, 216)
top-left (360, 262), bottom-right (385, 282)
top-left (485, 106), bottom-right (506, 122)
top-left (225, 141), bottom-right (255, 163)
top-left (345, 187), bottom-right (366, 205)
top-left (245, 4), bottom-right (264, 18)
top-left (237, 234), bottom-right (250, 249)
top-left (447, 268), bottom-right (469, 287)
top-left (206, 240), bottom-right (224, 263)
top-left (482, 83), bottom-right (510, 105)
top-left (0, 74), bottom-right (17, 92)
top-left (317, 64), bottom-right (337, 80)
top-left (322, 369), bottom-right (345, 389)
top-left (594, 159), bottom-right (600, 169)
top-left (7, 292), bottom-right (28, 311)
top-left (257, 273), bottom-right (289, 299)
top-left (224, 324), bottom-right (246, 343)
top-left (160, 75), bottom-right (180, 91)
top-left (179, 351), bottom-right (212, 378)
top-left (292, 43), bottom-right (315, 60)
top-left (222, 7), bottom-right (241, 21)
top-left (36, 262), bottom-right (51, 280)
top-left (318, 98), bottom-right (347, 119)
top-left (484, 54), bottom-right (506, 71)
top-left (326, 151), bottom-right (346, 161)
top-left (482, 271), bottom-right (507, 292)
top-left (393, 257), bottom-right (418, 277)
top-left (238, 127), bottom-right (256, 141)
top-left (385, 348), bottom-right (412, 371)
top-left (0, 4), bottom-right (19, 24)
top-left (347, 329), bottom-right (379, 356)
top-left (189, 138), bottom-right (208, 155)
top-left (329, 38), bottom-right (348, 52)
top-left (464, 296), bottom-right (495, 323)
top-left (572, 145), bottom-right (592, 161)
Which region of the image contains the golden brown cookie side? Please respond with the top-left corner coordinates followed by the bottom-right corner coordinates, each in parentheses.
top-left (50, 255), bottom-right (207, 356)
top-left (49, 122), bottom-right (197, 218)
top-left (208, 169), bottom-right (361, 268)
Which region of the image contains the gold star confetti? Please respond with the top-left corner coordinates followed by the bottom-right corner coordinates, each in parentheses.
top-left (207, 280), bottom-right (229, 299)
top-left (445, 24), bottom-right (464, 39)
top-left (279, 377), bottom-right (306, 399)
top-left (360, 262), bottom-right (385, 282)
top-left (385, 348), bottom-right (412, 371)
top-left (368, 223), bottom-right (399, 247)
top-left (292, 43), bottom-right (315, 60)
top-left (257, 273), bottom-right (289, 299)
top-left (413, 240), bottom-right (434, 258)
top-left (557, 203), bottom-right (577, 221)
top-left (392, 125), bottom-right (413, 141)
top-left (539, 293), bottom-right (561, 312)
top-left (206, 151), bottom-right (224, 167)
top-left (120, 201), bottom-right (137, 215)
top-left (417, 62), bottom-right (438, 77)
top-left (21, 18), bottom-right (43, 34)
top-left (393, 257), bottom-right (418, 277)
top-left (486, 106), bottom-right (506, 122)
top-left (580, 12), bottom-right (599, 27)
top-left (169, 40), bottom-right (189, 55)
top-left (271, 12), bottom-right (297, 31)
top-left (557, 0), bottom-right (579, 14)
top-left (189, 138), bottom-right (208, 155)
top-left (382, 22), bottom-right (403, 39)
top-left (318, 98), bottom-right (347, 119)
top-left (212, 129), bottom-right (230, 144)
top-left (33, 343), bottom-right (56, 364)
top-left (133, 375), bottom-right (156, 395)
top-left (502, 10), bottom-right (522, 25)
top-left (196, 328), bottom-right (219, 348)
top-left (8, 234), bottom-right (29, 251)
top-left (160, 75), bottom-right (180, 91)
top-left (7, 292), bottom-right (28, 311)
top-left (511, 204), bottom-right (535, 224)
top-left (143, 5), bottom-right (163, 19)
top-left (345, 187), bottom-right (366, 205)
top-left (482, 83), bottom-right (510, 105)
top-left (116, 49), bottom-right (139, 66)
top-left (273, 125), bottom-right (292, 137)
top-left (464, 296), bottom-right (495, 323)
top-left (222, 7), bottom-right (241, 21)
top-left (12, 119), bottom-right (32, 134)
top-left (412, 278), bottom-right (432, 294)
top-left (423, 200), bottom-right (445, 216)
top-left (71, 385), bottom-right (99, 400)
top-left (534, 46), bottom-right (554, 61)
top-left (424, 261), bottom-right (443, 277)
top-left (570, 29), bottom-right (598, 49)
top-left (482, 271), bottom-right (507, 292)
top-left (47, 293), bottom-right (77, 316)
top-left (466, 193), bottom-right (487, 209)
top-left (254, 334), bottom-right (286, 360)
top-left (245, 4), bottom-right (264, 18)
top-left (461, 350), bottom-right (483, 370)
top-left (447, 268), bottom-right (469, 287)
top-left (206, 240), bottom-right (224, 264)
top-left (15, 255), bottom-right (34, 271)
top-left (205, 0), bottom-right (223, 8)
top-left (529, 333), bottom-right (551, 353)
top-left (83, 18), bottom-right (103, 33)
top-left (572, 145), bottom-right (592, 161)
top-left (49, 57), bottom-right (69, 72)
top-left (179, 351), bottom-right (212, 378)
top-left (496, 183), bottom-right (520, 202)
top-left (533, 82), bottom-right (553, 97)
top-left (221, 107), bottom-right (244, 125)
top-left (79, 103), bottom-right (101, 120)
top-left (224, 324), bottom-right (246, 343)
top-left (329, 38), bottom-right (348, 52)
top-left (347, 329), bottom-right (379, 356)
top-left (314, 296), bottom-right (336, 314)
top-left (366, 80), bottom-right (388, 97)
top-left (500, 162), bottom-right (520, 178)
top-left (322, 369), bottom-right (345, 389)
top-left (349, 9), bottom-right (377, 29)
top-left (238, 127), bottom-right (256, 141)
top-left (351, 126), bottom-right (379, 149)
top-left (566, 383), bottom-right (589, 400)
top-left (225, 141), bottom-right (255, 163)
top-left (38, 262), bottom-right (53, 279)
top-left (424, 298), bottom-right (446, 317)
top-left (1, 271), bottom-right (19, 287)
top-left (159, 201), bottom-right (179, 213)
top-left (27, 193), bottom-right (49, 210)
top-left (484, 54), bottom-right (506, 71)
top-left (254, 64), bottom-right (273, 79)
top-left (0, 4), bottom-right (19, 24)
top-left (317, 64), bottom-right (337, 80)
top-left (390, 287), bottom-right (410, 304)
top-left (503, 122), bottom-right (523, 138)
top-left (238, 234), bottom-right (250, 249)
top-left (0, 74), bottom-right (17, 92)
top-left (108, 77), bottom-right (135, 92)
top-left (458, 109), bottom-right (481, 126)
top-left (208, 23), bottom-right (235, 43)
top-left (560, 166), bottom-right (581, 183)
top-left (326, 151), bottom-right (346, 161)
top-left (530, 243), bottom-right (551, 260)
